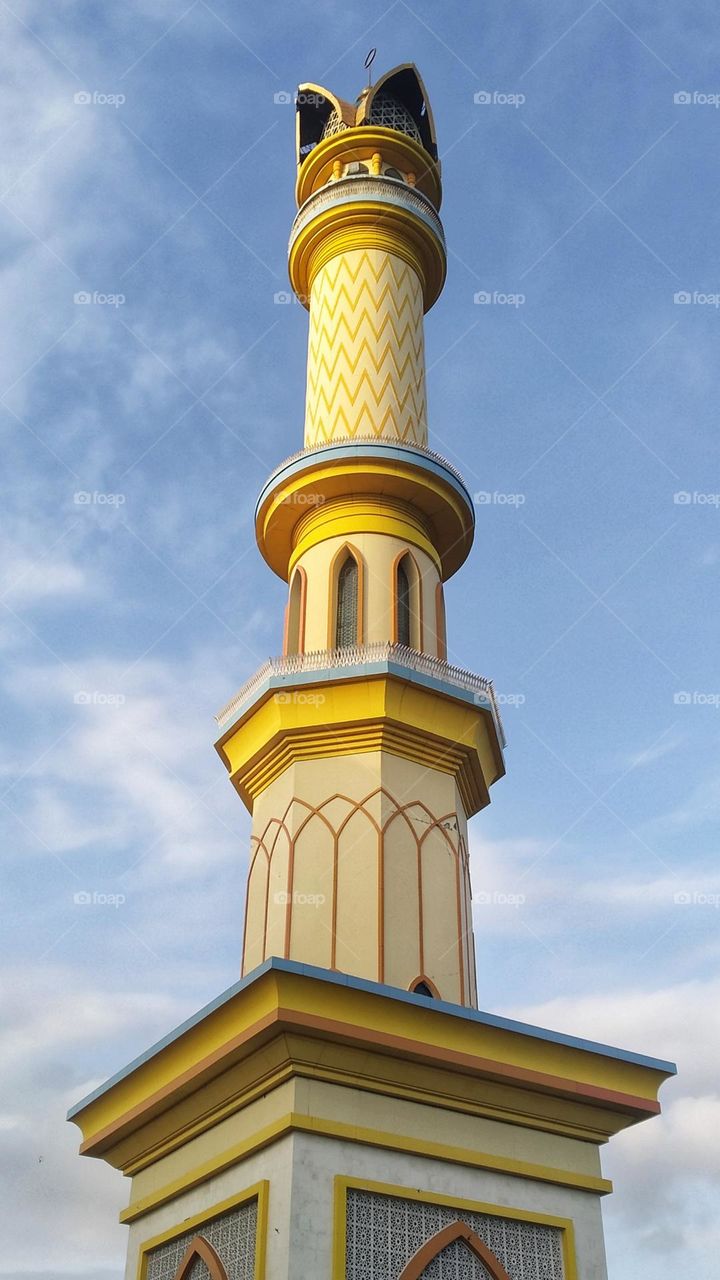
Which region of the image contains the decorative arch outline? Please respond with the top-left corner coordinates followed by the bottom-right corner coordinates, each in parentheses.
top-left (247, 786), bottom-right (471, 997)
top-left (409, 974), bottom-right (441, 998)
top-left (173, 1236), bottom-right (228, 1280)
top-left (399, 1221), bottom-right (512, 1280)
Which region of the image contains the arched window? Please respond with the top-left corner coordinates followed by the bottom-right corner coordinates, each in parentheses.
top-left (285, 568), bottom-right (305, 655)
top-left (435, 582), bottom-right (447, 660)
top-left (396, 559), bottom-right (411, 647)
top-left (394, 552), bottom-right (421, 650)
top-left (410, 975), bottom-right (439, 999)
top-left (335, 554), bottom-right (359, 648)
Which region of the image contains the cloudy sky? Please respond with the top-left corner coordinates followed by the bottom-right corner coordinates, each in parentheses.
top-left (1, 1), bottom-right (718, 1277)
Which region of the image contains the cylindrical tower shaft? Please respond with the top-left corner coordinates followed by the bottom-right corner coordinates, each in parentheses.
top-left (304, 245), bottom-right (427, 447)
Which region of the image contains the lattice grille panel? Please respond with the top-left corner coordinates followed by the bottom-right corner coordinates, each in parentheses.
top-left (369, 93), bottom-right (422, 142)
top-left (321, 110), bottom-right (348, 138)
top-left (186, 1260), bottom-right (212, 1280)
top-left (345, 1190), bottom-right (565, 1280)
top-left (422, 1239), bottom-right (494, 1279)
top-left (145, 1199), bottom-right (257, 1280)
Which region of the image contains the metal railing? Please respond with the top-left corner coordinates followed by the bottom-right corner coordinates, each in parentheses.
top-left (216, 642), bottom-right (505, 744)
top-left (289, 175), bottom-right (445, 251)
top-left (257, 436), bottom-right (468, 496)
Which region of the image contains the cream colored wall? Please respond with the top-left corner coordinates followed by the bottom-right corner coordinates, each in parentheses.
top-left (304, 247), bottom-right (427, 447)
top-left (289, 531), bottom-right (443, 655)
top-left (124, 1071), bottom-right (606, 1213)
top-left (122, 1071), bottom-right (609, 1280)
top-left (124, 1133), bottom-right (295, 1280)
top-left (290, 1131), bottom-right (609, 1280)
top-left (244, 749), bottom-right (476, 1005)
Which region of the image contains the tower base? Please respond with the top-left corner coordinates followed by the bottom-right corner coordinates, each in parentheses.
top-left (68, 960), bottom-right (674, 1280)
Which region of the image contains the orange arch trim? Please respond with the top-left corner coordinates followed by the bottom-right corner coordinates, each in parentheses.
top-left (174, 1236), bottom-right (228, 1280)
top-left (399, 1221), bottom-right (512, 1280)
top-left (409, 975), bottom-right (441, 998)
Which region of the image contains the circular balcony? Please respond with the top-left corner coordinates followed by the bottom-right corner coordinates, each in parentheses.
top-left (254, 439), bottom-right (475, 582)
top-left (288, 173), bottom-right (446, 311)
top-left (289, 175), bottom-right (445, 254)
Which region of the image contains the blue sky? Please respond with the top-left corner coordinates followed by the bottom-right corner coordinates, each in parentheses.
top-left (1, 1), bottom-right (718, 1276)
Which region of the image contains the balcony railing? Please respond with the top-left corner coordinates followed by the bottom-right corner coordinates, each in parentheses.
top-left (289, 175), bottom-right (445, 252)
top-left (257, 435), bottom-right (468, 494)
top-left (216, 642), bottom-right (505, 745)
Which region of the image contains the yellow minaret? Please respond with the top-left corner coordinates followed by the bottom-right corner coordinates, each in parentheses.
top-left (215, 64), bottom-right (505, 1006)
top-left (69, 67), bottom-right (674, 1280)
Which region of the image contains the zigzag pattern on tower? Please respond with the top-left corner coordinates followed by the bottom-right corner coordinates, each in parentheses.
top-left (304, 248), bottom-right (427, 447)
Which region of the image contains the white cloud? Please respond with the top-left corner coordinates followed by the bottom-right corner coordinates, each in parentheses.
top-left (511, 980), bottom-right (720, 1269)
top-left (2, 652), bottom-right (245, 877)
top-left (1, 554), bottom-right (89, 606)
top-left (0, 962), bottom-right (188, 1274)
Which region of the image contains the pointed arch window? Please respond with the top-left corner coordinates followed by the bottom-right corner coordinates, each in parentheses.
top-left (397, 559), bottom-right (411, 647)
top-left (335, 553), bottom-right (359, 648)
top-left (394, 552), bottom-right (421, 650)
top-left (435, 581), bottom-right (447, 660)
top-left (410, 975), bottom-right (439, 999)
top-left (285, 567), bottom-right (306, 655)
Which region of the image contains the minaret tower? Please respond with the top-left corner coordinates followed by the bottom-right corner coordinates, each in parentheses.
top-left (215, 64), bottom-right (505, 1006)
top-left (69, 65), bottom-right (674, 1280)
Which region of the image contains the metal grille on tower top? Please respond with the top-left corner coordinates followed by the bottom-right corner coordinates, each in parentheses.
top-left (320, 109), bottom-right (348, 138)
top-left (368, 91), bottom-right (422, 141)
top-left (320, 92), bottom-right (422, 143)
